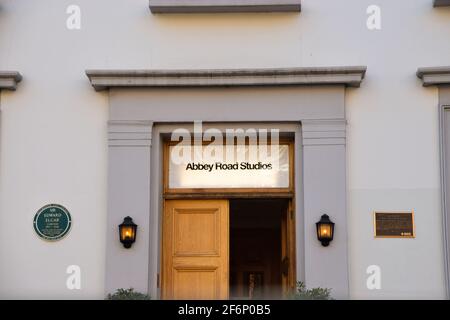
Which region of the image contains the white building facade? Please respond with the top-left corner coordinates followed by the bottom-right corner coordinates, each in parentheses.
top-left (0, 0), bottom-right (450, 300)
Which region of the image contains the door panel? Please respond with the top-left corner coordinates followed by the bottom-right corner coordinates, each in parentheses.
top-left (443, 107), bottom-right (450, 295)
top-left (173, 266), bottom-right (218, 300)
top-left (162, 200), bottom-right (229, 300)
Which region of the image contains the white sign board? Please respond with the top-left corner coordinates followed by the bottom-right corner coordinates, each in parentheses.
top-left (168, 144), bottom-right (290, 189)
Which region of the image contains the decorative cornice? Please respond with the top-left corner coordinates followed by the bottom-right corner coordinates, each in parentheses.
top-left (434, 0), bottom-right (450, 7)
top-left (0, 71), bottom-right (22, 91)
top-left (149, 0), bottom-right (301, 13)
top-left (86, 66), bottom-right (367, 91)
top-left (417, 67), bottom-right (450, 87)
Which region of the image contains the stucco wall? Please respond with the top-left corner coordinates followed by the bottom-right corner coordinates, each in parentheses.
top-left (0, 0), bottom-right (449, 299)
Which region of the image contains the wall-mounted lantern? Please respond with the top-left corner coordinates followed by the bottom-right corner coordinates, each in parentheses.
top-left (316, 214), bottom-right (334, 247)
top-left (119, 216), bottom-right (137, 249)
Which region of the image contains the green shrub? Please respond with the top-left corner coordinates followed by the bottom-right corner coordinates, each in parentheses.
top-left (107, 288), bottom-right (150, 300)
top-left (289, 281), bottom-right (333, 300)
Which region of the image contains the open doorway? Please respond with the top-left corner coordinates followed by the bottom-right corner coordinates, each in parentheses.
top-left (161, 198), bottom-right (295, 300)
top-left (229, 199), bottom-right (291, 299)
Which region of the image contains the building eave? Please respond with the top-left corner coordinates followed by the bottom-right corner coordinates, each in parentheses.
top-left (0, 71), bottom-right (22, 91)
top-left (417, 67), bottom-right (450, 87)
top-left (86, 66), bottom-right (367, 92)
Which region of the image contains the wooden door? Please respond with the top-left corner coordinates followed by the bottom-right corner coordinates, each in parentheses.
top-left (281, 200), bottom-right (296, 295)
top-left (162, 200), bottom-right (229, 300)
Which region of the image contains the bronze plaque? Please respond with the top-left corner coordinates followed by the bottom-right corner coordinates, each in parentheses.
top-left (374, 211), bottom-right (415, 238)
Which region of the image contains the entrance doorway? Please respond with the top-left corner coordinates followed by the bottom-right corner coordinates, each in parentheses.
top-left (161, 198), bottom-right (295, 300)
top-left (230, 199), bottom-right (286, 299)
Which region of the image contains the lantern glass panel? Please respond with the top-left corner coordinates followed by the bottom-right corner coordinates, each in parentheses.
top-left (120, 225), bottom-right (135, 242)
top-left (318, 224), bottom-right (333, 240)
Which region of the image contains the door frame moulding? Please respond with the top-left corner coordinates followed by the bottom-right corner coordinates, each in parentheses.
top-left (154, 123), bottom-right (302, 300)
top-left (417, 66), bottom-right (450, 298)
top-left (440, 104), bottom-right (450, 300)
